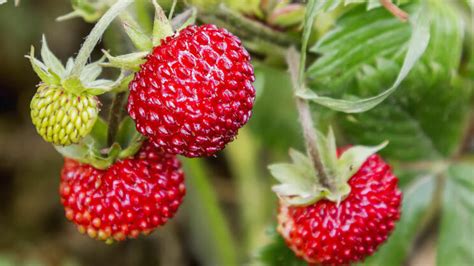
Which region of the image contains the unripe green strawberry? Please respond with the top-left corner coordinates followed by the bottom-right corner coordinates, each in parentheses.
top-left (30, 85), bottom-right (99, 146)
top-left (28, 36), bottom-right (120, 146)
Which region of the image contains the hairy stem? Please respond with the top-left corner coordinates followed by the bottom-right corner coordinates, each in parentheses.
top-left (286, 48), bottom-right (332, 189)
top-left (71, 0), bottom-right (133, 77)
top-left (380, 0), bottom-right (409, 21)
top-left (200, 4), bottom-right (299, 47)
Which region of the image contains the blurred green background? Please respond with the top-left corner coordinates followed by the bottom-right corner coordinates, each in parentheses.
top-left (0, 1), bottom-right (473, 266)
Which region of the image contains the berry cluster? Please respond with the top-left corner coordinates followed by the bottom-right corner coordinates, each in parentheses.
top-left (55, 24), bottom-right (254, 242)
top-left (29, 17), bottom-right (255, 243)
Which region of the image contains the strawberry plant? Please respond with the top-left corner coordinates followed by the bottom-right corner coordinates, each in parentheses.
top-left (0, 0), bottom-right (472, 265)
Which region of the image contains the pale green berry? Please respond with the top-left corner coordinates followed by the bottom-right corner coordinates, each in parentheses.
top-left (30, 85), bottom-right (99, 146)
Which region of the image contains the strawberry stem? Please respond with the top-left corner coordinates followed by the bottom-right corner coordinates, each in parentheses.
top-left (199, 4), bottom-right (299, 47)
top-left (286, 48), bottom-right (333, 190)
top-left (70, 0), bottom-right (133, 77)
top-left (107, 91), bottom-right (127, 146)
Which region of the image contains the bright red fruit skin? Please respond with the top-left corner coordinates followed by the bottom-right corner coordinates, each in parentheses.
top-left (277, 152), bottom-right (402, 265)
top-left (59, 143), bottom-right (186, 242)
top-left (127, 24), bottom-right (256, 158)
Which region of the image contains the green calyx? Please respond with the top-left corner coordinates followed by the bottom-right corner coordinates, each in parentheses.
top-left (30, 85), bottom-right (99, 146)
top-left (269, 128), bottom-right (388, 206)
top-left (103, 0), bottom-right (183, 70)
top-left (55, 117), bottom-right (145, 170)
top-left (28, 36), bottom-right (127, 97)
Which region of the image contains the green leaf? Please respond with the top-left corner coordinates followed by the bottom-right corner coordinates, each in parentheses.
top-left (254, 229), bottom-right (306, 266)
top-left (336, 1), bottom-right (470, 161)
top-left (363, 174), bottom-right (437, 266)
top-left (301, 4), bottom-right (430, 113)
top-left (437, 163), bottom-right (474, 266)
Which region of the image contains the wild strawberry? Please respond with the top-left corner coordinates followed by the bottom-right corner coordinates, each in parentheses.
top-left (59, 142), bottom-right (186, 243)
top-left (29, 36), bottom-right (126, 146)
top-left (277, 152), bottom-right (401, 265)
top-left (30, 85), bottom-right (98, 146)
top-left (270, 130), bottom-right (401, 265)
top-left (127, 24), bottom-right (256, 158)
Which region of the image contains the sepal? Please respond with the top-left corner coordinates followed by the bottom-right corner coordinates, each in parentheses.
top-left (101, 50), bottom-right (148, 71)
top-left (55, 117), bottom-right (145, 169)
top-left (28, 36), bottom-right (120, 96)
top-left (121, 14), bottom-right (153, 51)
top-left (27, 47), bottom-right (60, 86)
top-left (270, 128), bottom-right (388, 206)
top-left (41, 36), bottom-right (66, 77)
top-left (151, 0), bottom-right (173, 46)
top-left (171, 7), bottom-right (197, 32)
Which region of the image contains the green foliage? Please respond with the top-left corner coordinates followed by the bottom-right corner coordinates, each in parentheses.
top-left (257, 1), bottom-right (473, 265)
top-left (301, 3), bottom-right (431, 113)
top-left (437, 164), bottom-right (474, 266)
top-left (331, 0), bottom-right (470, 160)
top-left (307, 5), bottom-right (412, 89)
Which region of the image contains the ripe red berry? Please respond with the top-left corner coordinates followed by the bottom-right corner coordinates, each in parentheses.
top-left (277, 151), bottom-right (402, 265)
top-left (127, 24), bottom-right (256, 157)
top-left (59, 143), bottom-right (186, 243)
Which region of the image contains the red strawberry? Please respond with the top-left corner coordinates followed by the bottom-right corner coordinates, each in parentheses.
top-left (127, 24), bottom-right (256, 158)
top-left (277, 151), bottom-right (402, 265)
top-left (59, 142), bottom-right (186, 243)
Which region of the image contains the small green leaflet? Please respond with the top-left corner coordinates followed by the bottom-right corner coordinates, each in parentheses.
top-left (298, 6), bottom-right (431, 113)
